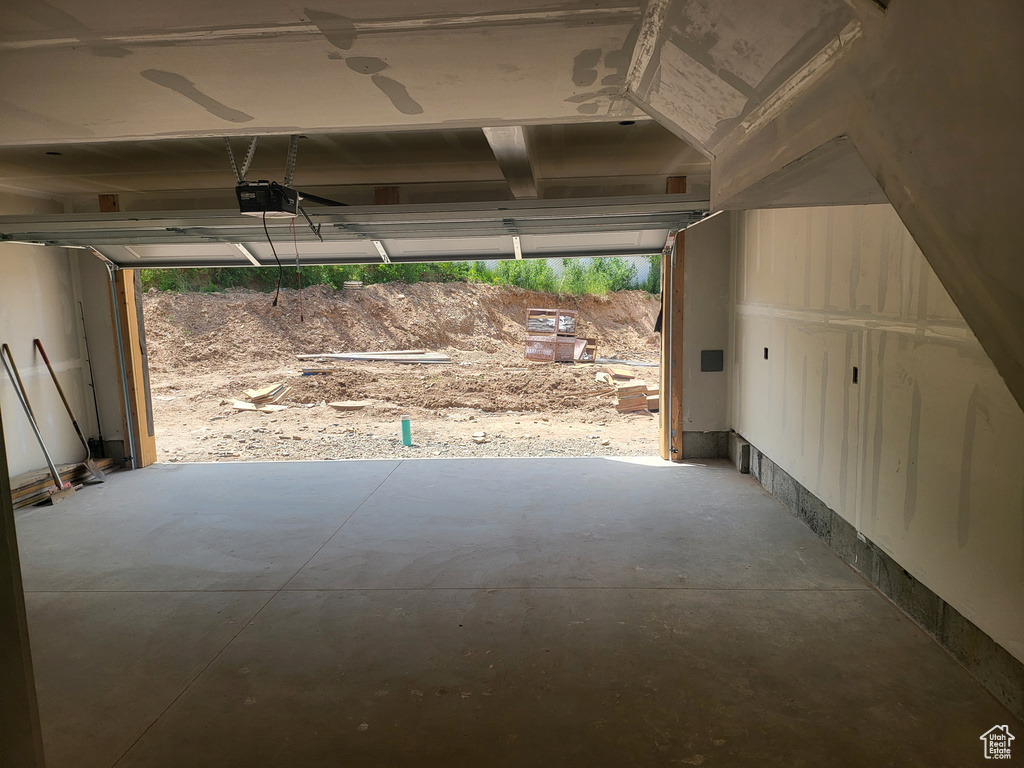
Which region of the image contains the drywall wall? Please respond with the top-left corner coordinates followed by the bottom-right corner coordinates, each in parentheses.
top-left (681, 211), bottom-right (730, 433)
top-left (713, 1), bottom-right (1024, 413)
top-left (76, 252), bottom-right (124, 455)
top-left (730, 204), bottom-right (1024, 664)
top-left (0, 193), bottom-right (98, 478)
top-left (627, 0), bottom-right (1024, 413)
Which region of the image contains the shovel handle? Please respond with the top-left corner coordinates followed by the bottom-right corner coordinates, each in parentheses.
top-left (33, 338), bottom-right (90, 455)
top-left (1, 343), bottom-right (66, 491)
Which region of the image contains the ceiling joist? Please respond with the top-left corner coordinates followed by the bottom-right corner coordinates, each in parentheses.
top-left (482, 126), bottom-right (538, 199)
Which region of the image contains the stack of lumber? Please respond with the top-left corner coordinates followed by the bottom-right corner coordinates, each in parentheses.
top-left (646, 385), bottom-right (660, 412)
top-left (232, 381), bottom-right (290, 412)
top-left (297, 350), bottom-right (451, 364)
top-left (524, 308), bottom-right (596, 363)
top-left (343, 281), bottom-right (363, 290)
top-left (614, 380), bottom-right (650, 413)
top-left (604, 365), bottom-right (634, 381)
top-left (9, 458), bottom-right (116, 510)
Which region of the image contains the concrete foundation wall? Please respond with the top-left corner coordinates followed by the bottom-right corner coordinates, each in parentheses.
top-left (730, 204), bottom-right (1024, 664)
top-left (0, 193), bottom-right (96, 478)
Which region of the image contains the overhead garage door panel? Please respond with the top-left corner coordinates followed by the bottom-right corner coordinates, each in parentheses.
top-left (0, 195), bottom-right (708, 267)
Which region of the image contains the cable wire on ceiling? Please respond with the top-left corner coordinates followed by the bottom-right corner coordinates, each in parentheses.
top-left (291, 218), bottom-right (303, 322)
top-left (262, 211), bottom-right (283, 307)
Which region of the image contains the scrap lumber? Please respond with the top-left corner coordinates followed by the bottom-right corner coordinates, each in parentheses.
top-left (297, 351), bottom-right (450, 364)
top-left (328, 400), bottom-right (370, 411)
top-left (579, 388), bottom-right (616, 397)
top-left (615, 380), bottom-right (647, 398)
top-left (615, 397), bottom-right (649, 413)
top-left (298, 350), bottom-right (426, 358)
top-left (301, 368), bottom-right (335, 376)
top-left (10, 458), bottom-right (116, 509)
top-left (595, 357), bottom-right (659, 368)
top-left (605, 365), bottom-right (635, 380)
top-left (231, 401), bottom-right (288, 413)
top-left (614, 379), bottom-right (652, 413)
top-left (243, 382), bottom-right (290, 404)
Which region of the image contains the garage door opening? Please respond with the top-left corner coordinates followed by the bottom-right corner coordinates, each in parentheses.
top-left (0, 194), bottom-right (709, 466)
top-left (141, 260), bottom-right (663, 463)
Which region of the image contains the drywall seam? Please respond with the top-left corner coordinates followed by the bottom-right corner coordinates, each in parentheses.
top-left (734, 303), bottom-right (970, 342)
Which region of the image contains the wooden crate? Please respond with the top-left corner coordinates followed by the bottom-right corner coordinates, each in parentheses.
top-left (525, 334), bottom-right (577, 362)
top-left (573, 337), bottom-right (597, 362)
top-left (526, 308), bottom-right (577, 335)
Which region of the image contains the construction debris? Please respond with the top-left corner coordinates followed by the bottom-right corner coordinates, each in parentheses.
top-left (595, 357), bottom-right (659, 368)
top-left (232, 381), bottom-right (291, 412)
top-left (604, 365), bottom-right (634, 380)
top-left (614, 379), bottom-right (649, 413)
top-left (647, 391), bottom-right (660, 412)
top-left (328, 400), bottom-right (370, 411)
top-left (9, 458), bottom-right (116, 510)
top-left (524, 308), bottom-right (596, 363)
top-left (610, 378), bottom-right (661, 414)
top-left (298, 350), bottom-right (451, 364)
top-left (232, 401), bottom-right (288, 413)
top-left (244, 382), bottom-right (291, 405)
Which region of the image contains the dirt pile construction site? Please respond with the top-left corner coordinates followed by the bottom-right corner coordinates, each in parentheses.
top-left (143, 282), bottom-right (662, 462)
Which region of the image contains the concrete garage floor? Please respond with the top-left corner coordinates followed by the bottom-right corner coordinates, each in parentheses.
top-left (15, 458), bottom-right (1016, 767)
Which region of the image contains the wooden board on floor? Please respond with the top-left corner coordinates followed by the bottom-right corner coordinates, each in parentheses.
top-left (10, 458), bottom-right (116, 509)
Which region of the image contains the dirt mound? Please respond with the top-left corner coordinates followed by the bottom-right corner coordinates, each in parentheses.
top-left (142, 282), bottom-right (662, 463)
top-left (143, 282), bottom-right (660, 375)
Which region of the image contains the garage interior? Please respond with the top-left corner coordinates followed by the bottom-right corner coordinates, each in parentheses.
top-left (1, 1), bottom-right (1022, 766)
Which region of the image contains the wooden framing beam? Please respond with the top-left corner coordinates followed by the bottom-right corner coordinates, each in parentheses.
top-left (98, 194), bottom-right (120, 213)
top-left (659, 232), bottom-right (685, 460)
top-left (660, 176), bottom-right (686, 460)
top-left (113, 270), bottom-right (157, 468)
top-left (0, 405), bottom-right (46, 768)
top-left (374, 186), bottom-right (400, 205)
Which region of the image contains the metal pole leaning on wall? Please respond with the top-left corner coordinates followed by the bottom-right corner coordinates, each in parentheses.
top-left (107, 264), bottom-right (137, 470)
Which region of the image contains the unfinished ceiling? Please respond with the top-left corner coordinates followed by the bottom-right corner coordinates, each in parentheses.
top-left (0, 123), bottom-right (709, 210)
top-left (0, 0), bottom-right (648, 144)
top-left (0, 0), bottom-right (720, 209)
top-left (2, 0), bottom-right (1020, 411)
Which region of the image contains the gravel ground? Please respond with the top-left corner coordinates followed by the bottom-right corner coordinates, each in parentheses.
top-left (146, 283), bottom-right (662, 464)
top-left (163, 408), bottom-right (659, 463)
